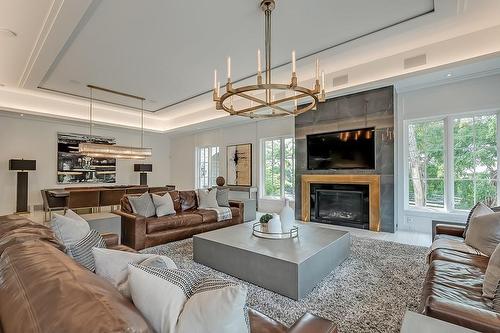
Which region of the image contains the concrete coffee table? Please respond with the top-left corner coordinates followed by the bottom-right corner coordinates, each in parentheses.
top-left (193, 222), bottom-right (350, 300)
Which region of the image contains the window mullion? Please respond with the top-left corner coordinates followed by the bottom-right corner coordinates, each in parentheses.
top-left (445, 116), bottom-right (454, 212)
top-left (280, 138), bottom-right (285, 199)
top-left (497, 113), bottom-right (500, 205)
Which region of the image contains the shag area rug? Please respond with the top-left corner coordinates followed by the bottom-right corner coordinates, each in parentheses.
top-left (142, 235), bottom-right (428, 333)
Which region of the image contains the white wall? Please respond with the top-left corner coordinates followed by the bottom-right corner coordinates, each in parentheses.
top-left (170, 117), bottom-right (295, 213)
top-left (0, 113), bottom-right (171, 215)
top-left (395, 73), bottom-right (500, 233)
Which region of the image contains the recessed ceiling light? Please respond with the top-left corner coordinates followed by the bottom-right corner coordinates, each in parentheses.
top-left (20, 114), bottom-right (24, 117)
top-left (0, 28), bottom-right (17, 37)
top-left (446, 73), bottom-right (452, 77)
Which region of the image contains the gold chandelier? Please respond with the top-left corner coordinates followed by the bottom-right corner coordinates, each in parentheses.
top-left (78, 85), bottom-right (152, 159)
top-left (213, 0), bottom-right (326, 118)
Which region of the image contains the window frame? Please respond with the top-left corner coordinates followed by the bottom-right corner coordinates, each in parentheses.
top-left (195, 145), bottom-right (220, 189)
top-left (260, 135), bottom-right (295, 201)
top-left (404, 109), bottom-right (500, 214)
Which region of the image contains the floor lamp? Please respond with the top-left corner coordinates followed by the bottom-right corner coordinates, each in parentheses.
top-left (9, 159), bottom-right (36, 213)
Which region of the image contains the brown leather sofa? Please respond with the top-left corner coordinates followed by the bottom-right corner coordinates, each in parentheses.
top-left (116, 190), bottom-right (244, 250)
top-left (421, 224), bottom-right (500, 332)
top-left (0, 214), bottom-right (336, 333)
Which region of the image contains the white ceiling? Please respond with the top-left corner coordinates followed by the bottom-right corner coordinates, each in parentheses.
top-left (1, 0), bottom-right (500, 132)
top-left (0, 0), bottom-right (54, 86)
top-left (37, 0), bottom-right (433, 111)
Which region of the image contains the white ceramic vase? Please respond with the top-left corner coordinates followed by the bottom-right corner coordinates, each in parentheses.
top-left (280, 199), bottom-right (294, 233)
top-left (267, 213), bottom-right (282, 233)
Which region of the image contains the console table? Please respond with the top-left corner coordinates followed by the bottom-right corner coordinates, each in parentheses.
top-left (225, 186), bottom-right (258, 221)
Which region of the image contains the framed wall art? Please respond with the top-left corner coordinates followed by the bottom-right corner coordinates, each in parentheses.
top-left (226, 143), bottom-right (252, 186)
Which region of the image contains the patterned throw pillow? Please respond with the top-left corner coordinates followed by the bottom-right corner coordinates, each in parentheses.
top-left (463, 202), bottom-right (493, 237)
top-left (128, 265), bottom-right (248, 333)
top-left (128, 192), bottom-right (156, 218)
top-left (67, 229), bottom-right (106, 271)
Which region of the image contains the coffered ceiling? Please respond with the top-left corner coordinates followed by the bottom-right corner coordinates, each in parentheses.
top-left (1, 0), bottom-right (500, 132)
top-left (36, 0), bottom-right (434, 111)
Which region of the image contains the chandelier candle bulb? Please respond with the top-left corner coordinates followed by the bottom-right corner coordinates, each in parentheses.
top-left (316, 59), bottom-right (320, 80)
top-left (213, 70), bottom-right (217, 89)
top-left (217, 82), bottom-right (220, 97)
top-left (257, 49), bottom-right (262, 74)
top-left (321, 71), bottom-right (325, 90)
top-left (211, 0), bottom-right (325, 118)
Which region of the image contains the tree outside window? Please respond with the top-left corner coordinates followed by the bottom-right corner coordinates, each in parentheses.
top-left (263, 137), bottom-right (295, 200)
top-left (408, 120), bottom-right (445, 208)
top-left (407, 112), bottom-right (498, 211)
top-left (453, 115), bottom-right (497, 209)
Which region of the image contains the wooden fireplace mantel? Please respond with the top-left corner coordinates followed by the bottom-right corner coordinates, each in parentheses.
top-left (301, 174), bottom-right (381, 232)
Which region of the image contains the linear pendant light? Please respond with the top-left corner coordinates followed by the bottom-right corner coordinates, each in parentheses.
top-left (78, 85), bottom-right (152, 159)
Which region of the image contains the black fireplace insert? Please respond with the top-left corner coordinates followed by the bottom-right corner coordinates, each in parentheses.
top-left (310, 183), bottom-right (369, 229)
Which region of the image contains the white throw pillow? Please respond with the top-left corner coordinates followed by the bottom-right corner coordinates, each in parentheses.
top-left (128, 266), bottom-right (196, 333)
top-left (128, 266), bottom-right (248, 333)
top-left (93, 247), bottom-right (177, 298)
top-left (464, 202), bottom-right (494, 237)
top-left (128, 192), bottom-right (156, 217)
top-left (177, 276), bottom-right (248, 333)
top-left (465, 212), bottom-right (500, 257)
top-left (483, 243), bottom-right (500, 298)
top-left (152, 193), bottom-right (176, 217)
top-left (198, 189), bottom-right (219, 209)
top-left (50, 209), bottom-right (90, 247)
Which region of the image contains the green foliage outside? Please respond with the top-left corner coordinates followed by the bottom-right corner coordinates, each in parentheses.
top-left (264, 138), bottom-right (295, 199)
top-left (409, 115), bottom-right (497, 210)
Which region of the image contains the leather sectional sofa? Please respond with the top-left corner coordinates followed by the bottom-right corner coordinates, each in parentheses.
top-left (116, 190), bottom-right (244, 250)
top-left (421, 224), bottom-right (500, 332)
top-left (0, 214), bottom-right (336, 333)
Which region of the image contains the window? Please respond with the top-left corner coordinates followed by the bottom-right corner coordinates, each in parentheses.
top-left (453, 115), bottom-right (498, 209)
top-left (406, 112), bottom-right (499, 212)
top-left (408, 120), bottom-right (445, 208)
top-left (262, 137), bottom-right (295, 199)
top-left (196, 146), bottom-right (220, 188)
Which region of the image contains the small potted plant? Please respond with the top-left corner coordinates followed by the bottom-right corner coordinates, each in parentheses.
top-left (259, 213), bottom-right (273, 224)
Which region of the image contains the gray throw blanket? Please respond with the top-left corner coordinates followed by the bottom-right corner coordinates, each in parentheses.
top-left (206, 207), bottom-right (232, 222)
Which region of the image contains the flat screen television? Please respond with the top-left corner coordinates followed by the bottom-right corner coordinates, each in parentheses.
top-left (307, 127), bottom-right (375, 170)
